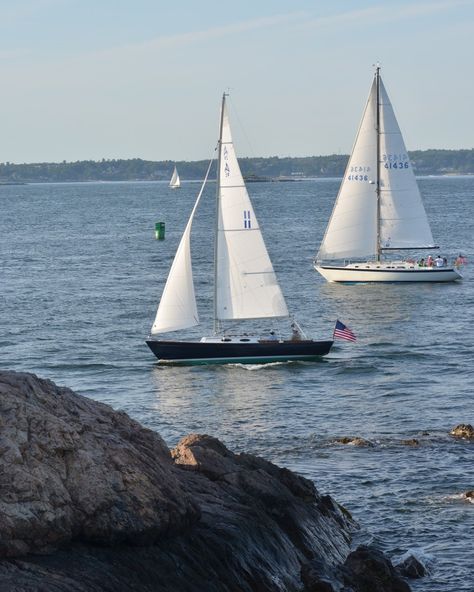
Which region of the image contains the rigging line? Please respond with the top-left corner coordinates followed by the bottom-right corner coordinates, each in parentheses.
top-left (190, 145), bottom-right (218, 219)
top-left (196, 144), bottom-right (218, 203)
top-left (227, 93), bottom-right (257, 159)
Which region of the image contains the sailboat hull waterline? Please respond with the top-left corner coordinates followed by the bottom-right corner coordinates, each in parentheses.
top-left (147, 93), bottom-right (334, 365)
top-left (315, 263), bottom-right (462, 283)
top-left (315, 66), bottom-right (462, 284)
top-left (146, 338), bottom-right (334, 365)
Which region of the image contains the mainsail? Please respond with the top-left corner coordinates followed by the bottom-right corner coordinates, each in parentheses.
top-left (317, 69), bottom-right (435, 261)
top-left (215, 96), bottom-right (289, 321)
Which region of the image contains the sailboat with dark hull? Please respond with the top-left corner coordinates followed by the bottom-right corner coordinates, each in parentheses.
top-left (146, 337), bottom-right (333, 366)
top-left (146, 94), bottom-right (333, 365)
top-left (314, 66), bottom-right (462, 283)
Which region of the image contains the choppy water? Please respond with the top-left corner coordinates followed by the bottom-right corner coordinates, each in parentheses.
top-left (1, 177), bottom-right (473, 591)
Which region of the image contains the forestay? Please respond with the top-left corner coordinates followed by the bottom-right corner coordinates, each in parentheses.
top-left (216, 98), bottom-right (289, 320)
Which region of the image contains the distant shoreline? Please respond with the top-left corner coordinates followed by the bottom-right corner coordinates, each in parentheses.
top-left (3, 174), bottom-right (474, 187)
top-left (1, 149), bottom-right (473, 183)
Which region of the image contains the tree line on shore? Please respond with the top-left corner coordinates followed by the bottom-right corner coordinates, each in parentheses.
top-left (1, 149), bottom-right (473, 183)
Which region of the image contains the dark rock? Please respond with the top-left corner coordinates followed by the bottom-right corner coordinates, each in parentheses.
top-left (401, 439), bottom-right (419, 446)
top-left (0, 371), bottom-right (411, 592)
top-left (334, 437), bottom-right (374, 447)
top-left (449, 424), bottom-right (474, 439)
top-left (463, 490), bottom-right (474, 502)
top-left (344, 546), bottom-right (411, 591)
top-left (301, 557), bottom-right (338, 591)
top-left (395, 554), bottom-right (427, 578)
top-left (0, 371), bottom-right (198, 557)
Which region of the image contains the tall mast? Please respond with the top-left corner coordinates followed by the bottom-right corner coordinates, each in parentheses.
top-left (213, 92), bottom-right (227, 334)
top-left (375, 64), bottom-right (381, 262)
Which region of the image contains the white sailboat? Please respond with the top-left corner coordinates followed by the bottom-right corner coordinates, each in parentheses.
top-left (147, 93), bottom-right (333, 364)
top-left (314, 67), bottom-right (462, 283)
top-left (169, 165), bottom-right (181, 189)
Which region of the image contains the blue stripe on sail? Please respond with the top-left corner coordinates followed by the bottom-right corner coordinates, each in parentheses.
top-left (243, 210), bottom-right (251, 229)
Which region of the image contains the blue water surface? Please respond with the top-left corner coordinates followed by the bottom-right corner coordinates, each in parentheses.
top-left (1, 177), bottom-right (473, 591)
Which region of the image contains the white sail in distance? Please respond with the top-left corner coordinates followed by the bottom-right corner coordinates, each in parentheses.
top-left (215, 96), bottom-right (289, 321)
top-left (169, 166), bottom-right (180, 188)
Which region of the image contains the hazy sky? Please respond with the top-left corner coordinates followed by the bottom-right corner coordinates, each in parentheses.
top-left (1, 0), bottom-right (473, 163)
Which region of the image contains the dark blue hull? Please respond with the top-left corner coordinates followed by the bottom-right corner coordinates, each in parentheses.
top-left (146, 339), bottom-right (333, 365)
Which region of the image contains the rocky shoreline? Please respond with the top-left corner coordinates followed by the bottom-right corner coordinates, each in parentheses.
top-left (0, 370), bottom-right (413, 591)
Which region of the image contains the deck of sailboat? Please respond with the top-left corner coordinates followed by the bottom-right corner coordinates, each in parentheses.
top-left (146, 338), bottom-right (333, 365)
top-left (315, 261), bottom-right (462, 283)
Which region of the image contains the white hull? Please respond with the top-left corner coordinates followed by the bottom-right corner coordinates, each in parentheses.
top-left (315, 263), bottom-right (462, 283)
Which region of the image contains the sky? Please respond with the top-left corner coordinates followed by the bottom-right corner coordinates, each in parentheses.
top-left (1, 0), bottom-right (474, 163)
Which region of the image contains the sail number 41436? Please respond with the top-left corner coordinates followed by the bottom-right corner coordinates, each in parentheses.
top-left (384, 161), bottom-right (409, 169)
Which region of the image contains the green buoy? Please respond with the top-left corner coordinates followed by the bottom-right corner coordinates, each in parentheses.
top-left (155, 221), bottom-right (165, 240)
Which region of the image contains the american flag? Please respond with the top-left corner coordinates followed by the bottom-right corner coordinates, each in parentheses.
top-left (333, 320), bottom-right (356, 342)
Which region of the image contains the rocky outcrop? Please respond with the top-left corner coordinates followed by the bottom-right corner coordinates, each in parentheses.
top-left (450, 424), bottom-right (474, 439)
top-left (344, 547), bottom-right (411, 591)
top-left (463, 490), bottom-right (474, 503)
top-left (0, 371), bottom-right (198, 557)
top-left (334, 436), bottom-right (374, 447)
top-left (395, 553), bottom-right (427, 579)
top-left (400, 439), bottom-right (419, 447)
top-left (0, 371), bottom-right (410, 591)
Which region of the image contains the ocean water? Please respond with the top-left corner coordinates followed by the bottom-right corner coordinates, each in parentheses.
top-left (1, 177), bottom-right (473, 591)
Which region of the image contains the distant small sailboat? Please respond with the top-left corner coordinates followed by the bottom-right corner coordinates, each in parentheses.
top-left (169, 165), bottom-right (181, 189)
top-left (314, 66), bottom-right (462, 283)
top-left (146, 93), bottom-right (333, 365)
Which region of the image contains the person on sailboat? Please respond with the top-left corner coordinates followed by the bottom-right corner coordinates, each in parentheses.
top-left (435, 255), bottom-right (444, 267)
top-left (426, 255), bottom-right (434, 267)
top-left (290, 323), bottom-right (302, 341)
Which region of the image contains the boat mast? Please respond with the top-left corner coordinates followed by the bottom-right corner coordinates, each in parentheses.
top-left (375, 64), bottom-right (381, 262)
top-left (214, 92), bottom-right (227, 334)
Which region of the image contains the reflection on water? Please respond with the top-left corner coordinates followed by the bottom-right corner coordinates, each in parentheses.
top-left (321, 282), bottom-right (448, 325)
top-left (150, 362), bottom-right (290, 445)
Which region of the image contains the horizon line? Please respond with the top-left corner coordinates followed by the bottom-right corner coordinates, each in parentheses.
top-left (2, 147), bottom-right (474, 167)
